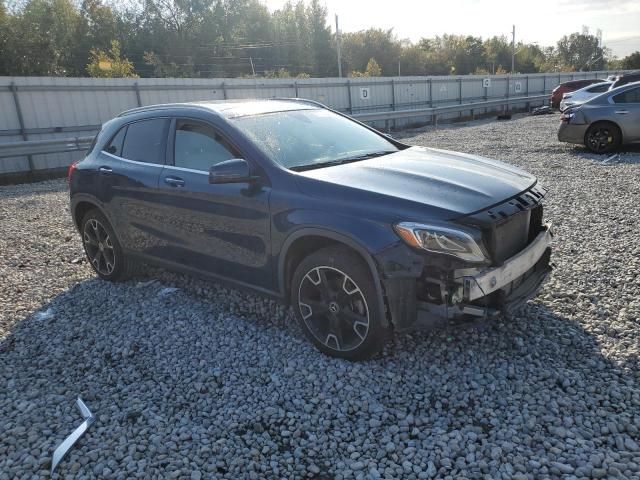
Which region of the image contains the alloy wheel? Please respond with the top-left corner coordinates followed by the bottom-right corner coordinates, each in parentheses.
top-left (586, 127), bottom-right (614, 153)
top-left (83, 219), bottom-right (116, 276)
top-left (298, 266), bottom-right (370, 352)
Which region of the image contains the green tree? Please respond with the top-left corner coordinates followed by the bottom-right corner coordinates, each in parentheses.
top-left (342, 28), bottom-right (401, 76)
top-left (365, 57), bottom-right (381, 76)
top-left (556, 33), bottom-right (607, 71)
top-left (621, 51), bottom-right (640, 69)
top-left (87, 40), bottom-right (137, 77)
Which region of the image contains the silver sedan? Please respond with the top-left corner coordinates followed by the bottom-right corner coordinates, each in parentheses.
top-left (558, 82), bottom-right (640, 153)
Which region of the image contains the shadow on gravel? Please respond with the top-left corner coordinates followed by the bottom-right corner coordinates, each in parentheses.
top-left (1, 279), bottom-right (638, 478)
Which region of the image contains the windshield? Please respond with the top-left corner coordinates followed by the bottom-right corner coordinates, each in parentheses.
top-left (231, 109), bottom-right (398, 170)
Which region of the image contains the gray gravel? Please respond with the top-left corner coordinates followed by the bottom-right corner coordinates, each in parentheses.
top-left (1, 114), bottom-right (640, 479)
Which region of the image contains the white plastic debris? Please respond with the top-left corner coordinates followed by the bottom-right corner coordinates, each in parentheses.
top-left (135, 279), bottom-right (159, 288)
top-left (51, 398), bottom-right (95, 475)
top-left (158, 287), bottom-right (179, 297)
top-left (34, 308), bottom-right (55, 321)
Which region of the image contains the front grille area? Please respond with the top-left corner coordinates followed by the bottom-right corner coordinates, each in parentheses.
top-left (492, 210), bottom-right (530, 263)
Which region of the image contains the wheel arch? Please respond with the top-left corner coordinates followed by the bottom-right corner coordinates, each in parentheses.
top-left (278, 228), bottom-right (390, 327)
top-left (584, 119), bottom-right (624, 144)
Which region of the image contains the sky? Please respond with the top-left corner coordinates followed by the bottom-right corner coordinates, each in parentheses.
top-left (264, 0), bottom-right (640, 58)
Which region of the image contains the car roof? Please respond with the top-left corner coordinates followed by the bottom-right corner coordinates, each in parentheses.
top-left (118, 98), bottom-right (323, 120)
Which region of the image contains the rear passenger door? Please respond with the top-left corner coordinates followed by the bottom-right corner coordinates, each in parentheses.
top-left (98, 117), bottom-right (171, 255)
top-left (156, 118), bottom-right (272, 288)
top-left (611, 87), bottom-right (640, 142)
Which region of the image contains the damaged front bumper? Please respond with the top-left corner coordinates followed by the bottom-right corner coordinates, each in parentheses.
top-left (381, 224), bottom-right (553, 330)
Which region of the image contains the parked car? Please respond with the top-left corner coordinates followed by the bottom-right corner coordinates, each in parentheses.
top-left (69, 99), bottom-right (552, 360)
top-left (610, 71), bottom-right (640, 89)
top-left (550, 79), bottom-right (605, 109)
top-left (560, 81), bottom-right (612, 111)
top-left (558, 82), bottom-right (640, 153)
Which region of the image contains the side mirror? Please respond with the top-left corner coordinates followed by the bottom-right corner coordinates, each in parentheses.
top-left (209, 158), bottom-right (256, 184)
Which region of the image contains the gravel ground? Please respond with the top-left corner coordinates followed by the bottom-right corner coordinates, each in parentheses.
top-left (1, 113), bottom-right (639, 479)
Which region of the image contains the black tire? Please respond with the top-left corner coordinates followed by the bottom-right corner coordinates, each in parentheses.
top-left (290, 246), bottom-right (388, 360)
top-left (584, 122), bottom-right (621, 154)
top-left (81, 209), bottom-right (137, 281)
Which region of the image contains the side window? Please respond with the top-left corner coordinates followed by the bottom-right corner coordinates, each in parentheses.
top-left (103, 126), bottom-right (127, 157)
top-left (613, 88), bottom-right (640, 104)
top-left (588, 83), bottom-right (609, 93)
top-left (174, 120), bottom-right (238, 171)
top-left (121, 118), bottom-right (169, 164)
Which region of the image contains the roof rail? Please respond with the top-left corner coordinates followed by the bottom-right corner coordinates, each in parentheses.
top-left (269, 97), bottom-right (328, 109)
top-left (117, 103), bottom-right (213, 118)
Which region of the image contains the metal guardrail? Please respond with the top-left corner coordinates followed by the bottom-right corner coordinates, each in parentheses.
top-left (0, 136), bottom-right (94, 159)
top-left (0, 93), bottom-right (548, 160)
top-left (352, 94), bottom-right (548, 122)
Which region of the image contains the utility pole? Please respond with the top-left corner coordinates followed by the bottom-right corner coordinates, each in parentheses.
top-left (511, 24), bottom-right (516, 73)
top-left (335, 14), bottom-right (342, 78)
top-left (398, 60), bottom-right (401, 76)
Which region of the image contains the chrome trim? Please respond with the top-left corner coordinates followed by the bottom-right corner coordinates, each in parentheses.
top-left (459, 224), bottom-right (552, 301)
top-left (163, 165), bottom-right (209, 176)
top-left (101, 150), bottom-right (164, 167)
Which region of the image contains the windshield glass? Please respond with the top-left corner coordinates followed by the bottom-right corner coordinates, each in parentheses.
top-left (231, 109), bottom-right (398, 170)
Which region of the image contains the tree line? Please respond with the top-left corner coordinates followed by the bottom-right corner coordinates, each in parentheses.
top-left (1, 0), bottom-right (638, 78)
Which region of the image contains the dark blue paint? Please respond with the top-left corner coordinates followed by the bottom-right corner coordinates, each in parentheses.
top-left (70, 100), bottom-right (541, 301)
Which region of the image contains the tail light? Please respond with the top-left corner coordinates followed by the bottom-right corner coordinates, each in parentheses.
top-left (560, 111), bottom-right (575, 123)
top-left (67, 161), bottom-right (78, 184)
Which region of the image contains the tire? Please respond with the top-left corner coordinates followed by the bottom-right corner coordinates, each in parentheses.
top-left (584, 122), bottom-right (621, 154)
top-left (81, 209), bottom-right (137, 281)
top-left (290, 246), bottom-right (388, 360)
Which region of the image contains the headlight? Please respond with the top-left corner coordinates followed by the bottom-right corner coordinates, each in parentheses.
top-left (394, 222), bottom-right (487, 263)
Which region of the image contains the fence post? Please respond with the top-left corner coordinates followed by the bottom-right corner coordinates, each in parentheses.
top-left (222, 81), bottom-right (228, 100)
top-left (9, 81), bottom-right (35, 176)
top-left (428, 78), bottom-right (434, 125)
top-left (294, 81), bottom-right (299, 98)
top-left (526, 75), bottom-right (530, 111)
top-left (133, 82), bottom-right (142, 107)
top-left (505, 75), bottom-right (510, 114)
top-left (391, 79), bottom-right (396, 130)
top-left (458, 77), bottom-right (463, 119)
top-left (347, 80), bottom-right (353, 114)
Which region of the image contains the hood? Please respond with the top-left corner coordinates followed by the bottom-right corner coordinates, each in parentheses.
top-left (295, 146), bottom-right (536, 217)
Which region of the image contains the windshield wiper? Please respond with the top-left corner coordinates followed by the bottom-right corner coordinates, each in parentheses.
top-left (290, 150), bottom-right (396, 172)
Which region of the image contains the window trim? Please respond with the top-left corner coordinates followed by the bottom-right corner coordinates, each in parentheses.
top-left (100, 117), bottom-right (171, 166)
top-left (610, 87), bottom-right (640, 104)
top-left (168, 117), bottom-right (244, 172)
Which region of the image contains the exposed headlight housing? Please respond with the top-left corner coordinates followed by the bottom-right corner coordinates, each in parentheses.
top-left (394, 222), bottom-right (487, 263)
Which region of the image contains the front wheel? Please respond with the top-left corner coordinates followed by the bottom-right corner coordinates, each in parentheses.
top-left (585, 122), bottom-right (621, 153)
top-left (291, 246), bottom-right (388, 360)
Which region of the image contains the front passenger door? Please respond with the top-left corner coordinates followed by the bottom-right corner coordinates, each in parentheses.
top-left (157, 118), bottom-right (272, 289)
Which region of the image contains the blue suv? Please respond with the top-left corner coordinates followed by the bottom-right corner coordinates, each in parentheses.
top-left (70, 99), bottom-right (552, 359)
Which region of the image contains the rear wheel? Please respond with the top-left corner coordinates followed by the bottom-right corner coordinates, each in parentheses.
top-left (584, 122), bottom-right (621, 153)
top-left (81, 209), bottom-right (136, 281)
top-left (291, 246), bottom-right (387, 360)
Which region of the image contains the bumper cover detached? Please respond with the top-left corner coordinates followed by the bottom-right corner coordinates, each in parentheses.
top-left (410, 224), bottom-right (553, 329)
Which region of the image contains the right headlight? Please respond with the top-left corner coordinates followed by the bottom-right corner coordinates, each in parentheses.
top-left (394, 222), bottom-right (488, 263)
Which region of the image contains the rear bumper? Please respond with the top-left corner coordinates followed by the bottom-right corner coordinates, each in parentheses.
top-left (558, 122), bottom-right (588, 144)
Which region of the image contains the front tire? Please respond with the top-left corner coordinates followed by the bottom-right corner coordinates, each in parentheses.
top-left (585, 122), bottom-right (621, 153)
top-left (81, 209), bottom-right (136, 281)
top-left (291, 246), bottom-right (388, 360)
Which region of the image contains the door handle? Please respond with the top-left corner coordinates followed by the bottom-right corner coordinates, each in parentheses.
top-left (164, 176), bottom-right (185, 187)
top-left (98, 166), bottom-right (112, 174)
top-left (614, 110), bottom-right (629, 114)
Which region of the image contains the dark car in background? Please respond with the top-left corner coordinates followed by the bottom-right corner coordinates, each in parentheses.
top-left (550, 79), bottom-right (605, 109)
top-left (610, 71), bottom-right (640, 89)
top-left (69, 99), bottom-right (552, 360)
top-left (558, 82), bottom-right (640, 153)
